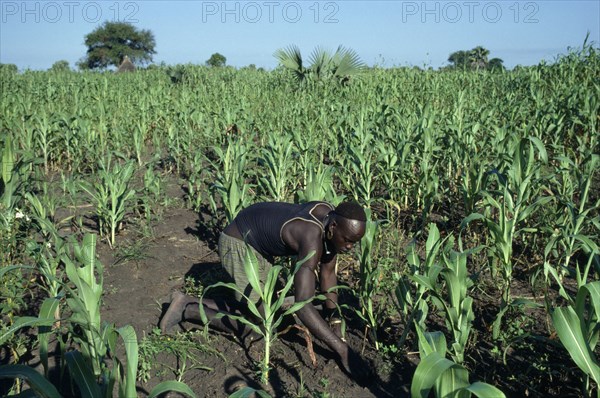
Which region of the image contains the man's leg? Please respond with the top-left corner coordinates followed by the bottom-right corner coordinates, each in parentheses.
top-left (160, 291), bottom-right (260, 338)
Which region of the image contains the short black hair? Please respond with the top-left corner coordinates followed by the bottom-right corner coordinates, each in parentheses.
top-left (334, 202), bottom-right (367, 222)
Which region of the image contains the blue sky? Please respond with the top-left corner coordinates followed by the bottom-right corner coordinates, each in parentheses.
top-left (1, 1), bottom-right (598, 70)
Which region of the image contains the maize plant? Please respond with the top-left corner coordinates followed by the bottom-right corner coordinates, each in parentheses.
top-left (201, 248), bottom-right (315, 386)
top-left (462, 137), bottom-right (552, 339)
top-left (80, 157), bottom-right (137, 247)
top-left (412, 327), bottom-right (506, 398)
top-left (544, 153), bottom-right (599, 298)
top-left (258, 132), bottom-right (294, 202)
top-left (184, 151), bottom-right (205, 212)
top-left (356, 208), bottom-right (384, 350)
top-left (343, 132), bottom-right (376, 208)
top-left (296, 164), bottom-right (345, 205)
top-left (551, 281), bottom-right (600, 398)
top-left (62, 233), bottom-right (107, 378)
top-left (208, 137), bottom-right (254, 224)
top-left (433, 247), bottom-right (476, 364)
top-left (394, 223), bottom-right (446, 347)
top-left (33, 113), bottom-right (60, 174)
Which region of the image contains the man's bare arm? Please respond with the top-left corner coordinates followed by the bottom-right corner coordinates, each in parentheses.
top-left (319, 258), bottom-right (338, 313)
top-left (294, 261), bottom-right (347, 357)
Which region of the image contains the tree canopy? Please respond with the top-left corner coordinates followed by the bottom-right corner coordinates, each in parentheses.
top-left (206, 53), bottom-right (227, 67)
top-left (447, 46), bottom-right (504, 71)
top-left (50, 60), bottom-right (70, 72)
top-left (79, 21), bottom-right (156, 70)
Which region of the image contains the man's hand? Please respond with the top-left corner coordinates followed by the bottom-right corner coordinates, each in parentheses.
top-left (338, 344), bottom-right (372, 384)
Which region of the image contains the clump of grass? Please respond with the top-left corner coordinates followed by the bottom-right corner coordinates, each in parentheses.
top-left (138, 328), bottom-right (223, 383)
top-left (114, 237), bottom-right (153, 266)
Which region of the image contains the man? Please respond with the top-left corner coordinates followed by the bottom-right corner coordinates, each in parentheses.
top-left (160, 201), bottom-right (370, 381)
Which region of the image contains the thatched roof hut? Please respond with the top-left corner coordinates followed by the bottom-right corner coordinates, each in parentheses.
top-left (117, 55), bottom-right (135, 73)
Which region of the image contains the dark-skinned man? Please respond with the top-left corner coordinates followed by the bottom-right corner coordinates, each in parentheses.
top-left (159, 201), bottom-right (370, 381)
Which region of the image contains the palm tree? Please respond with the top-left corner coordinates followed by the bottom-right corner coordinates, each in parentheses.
top-left (448, 50), bottom-right (470, 70)
top-left (274, 45), bottom-right (364, 84)
top-left (469, 46), bottom-right (490, 70)
top-left (488, 58), bottom-right (505, 71)
top-left (274, 45), bottom-right (306, 82)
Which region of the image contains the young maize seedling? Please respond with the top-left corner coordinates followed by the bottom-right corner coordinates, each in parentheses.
top-left (208, 138), bottom-right (254, 224)
top-left (200, 248), bottom-right (315, 386)
top-left (551, 281), bottom-right (600, 398)
top-left (80, 157), bottom-right (137, 247)
top-left (462, 137), bottom-right (551, 339)
top-left (258, 132), bottom-right (294, 202)
top-left (356, 208), bottom-right (384, 350)
top-left (544, 154), bottom-right (599, 300)
top-left (411, 326), bottom-right (506, 398)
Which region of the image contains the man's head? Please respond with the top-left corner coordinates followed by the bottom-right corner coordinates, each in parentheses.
top-left (326, 202), bottom-right (367, 254)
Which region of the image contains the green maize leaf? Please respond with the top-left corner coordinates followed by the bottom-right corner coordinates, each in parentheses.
top-left (575, 281), bottom-right (600, 324)
top-left (519, 196), bottom-right (553, 221)
top-left (411, 351), bottom-right (458, 398)
top-left (229, 386), bottom-right (272, 398)
top-left (492, 305), bottom-right (510, 340)
top-left (0, 316), bottom-right (55, 346)
top-left (207, 281), bottom-right (263, 321)
top-left (465, 381), bottom-right (506, 397)
top-left (9, 390), bottom-right (40, 398)
top-left (461, 213), bottom-right (486, 229)
top-left (436, 365), bottom-right (470, 398)
top-left (65, 350), bottom-right (102, 398)
top-left (0, 265), bottom-right (34, 278)
top-left (111, 354), bottom-right (121, 398)
top-left (425, 223), bottom-right (441, 255)
top-left (38, 297), bottom-right (60, 376)
top-left (572, 234), bottom-right (599, 252)
top-left (511, 298), bottom-right (543, 309)
top-left (407, 244), bottom-right (420, 268)
top-left (527, 136), bottom-right (548, 163)
top-left (409, 274), bottom-right (436, 292)
top-left (543, 262), bottom-right (572, 302)
top-left (280, 298), bottom-right (314, 318)
top-left (551, 306), bottom-right (600, 383)
top-left (116, 325), bottom-right (138, 398)
top-left (2, 134), bottom-right (14, 184)
top-left (0, 364), bottom-right (62, 398)
top-left (148, 380), bottom-right (197, 398)
top-left (243, 244), bottom-right (263, 301)
top-left (417, 329), bottom-right (446, 357)
top-left (213, 312), bottom-right (263, 336)
top-left (263, 265), bottom-right (283, 307)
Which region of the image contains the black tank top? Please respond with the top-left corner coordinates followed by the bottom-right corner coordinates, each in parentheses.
top-left (233, 201), bottom-right (334, 260)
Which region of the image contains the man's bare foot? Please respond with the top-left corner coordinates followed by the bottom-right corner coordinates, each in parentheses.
top-left (159, 291), bottom-right (193, 333)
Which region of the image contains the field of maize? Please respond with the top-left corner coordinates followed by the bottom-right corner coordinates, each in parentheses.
top-left (0, 43), bottom-right (598, 398)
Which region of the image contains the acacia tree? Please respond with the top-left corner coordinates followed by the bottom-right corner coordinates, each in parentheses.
top-left (206, 53), bottom-right (226, 67)
top-left (78, 21), bottom-right (156, 70)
